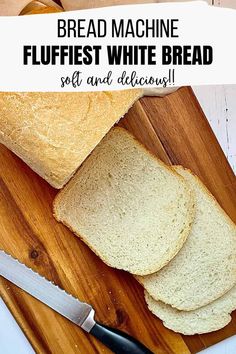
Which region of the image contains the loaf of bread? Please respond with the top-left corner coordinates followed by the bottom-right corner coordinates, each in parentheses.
top-left (54, 127), bottom-right (194, 275)
top-left (0, 90), bottom-right (142, 188)
top-left (138, 166), bottom-right (236, 310)
top-left (145, 286), bottom-right (236, 335)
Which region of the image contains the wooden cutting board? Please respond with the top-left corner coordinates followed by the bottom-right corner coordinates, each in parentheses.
top-left (0, 87), bottom-right (235, 354)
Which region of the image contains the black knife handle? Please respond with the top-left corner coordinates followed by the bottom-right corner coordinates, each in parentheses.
top-left (90, 322), bottom-right (154, 354)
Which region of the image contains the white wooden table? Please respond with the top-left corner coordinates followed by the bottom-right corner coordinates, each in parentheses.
top-left (193, 85), bottom-right (236, 173)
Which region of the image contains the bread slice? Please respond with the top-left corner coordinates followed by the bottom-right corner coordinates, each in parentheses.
top-left (54, 127), bottom-right (194, 275)
top-left (138, 166), bottom-right (236, 310)
top-left (145, 287), bottom-right (236, 335)
top-left (0, 90), bottom-right (142, 188)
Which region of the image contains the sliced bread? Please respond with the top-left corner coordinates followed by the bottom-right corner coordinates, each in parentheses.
top-left (0, 90), bottom-right (142, 188)
top-left (54, 128), bottom-right (194, 275)
top-left (145, 286), bottom-right (236, 335)
top-left (138, 166), bottom-right (236, 309)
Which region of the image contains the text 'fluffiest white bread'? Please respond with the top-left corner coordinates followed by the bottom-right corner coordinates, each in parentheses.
top-left (138, 166), bottom-right (236, 310)
top-left (145, 285), bottom-right (236, 335)
top-left (0, 90), bottom-right (142, 188)
top-left (54, 127), bottom-right (194, 276)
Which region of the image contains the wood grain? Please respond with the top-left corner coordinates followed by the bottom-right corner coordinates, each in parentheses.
top-left (140, 88), bottom-right (236, 222)
top-left (0, 104), bottom-right (192, 354)
top-left (0, 5), bottom-right (236, 354)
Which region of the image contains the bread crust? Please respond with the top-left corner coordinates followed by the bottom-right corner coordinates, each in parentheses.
top-left (0, 90), bottom-right (142, 188)
top-left (139, 166), bottom-right (236, 310)
top-left (174, 165), bottom-right (236, 229)
top-left (53, 127), bottom-right (195, 275)
top-left (145, 288), bottom-right (236, 335)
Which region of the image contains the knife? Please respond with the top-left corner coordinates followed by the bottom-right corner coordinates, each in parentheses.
top-left (0, 250), bottom-right (153, 354)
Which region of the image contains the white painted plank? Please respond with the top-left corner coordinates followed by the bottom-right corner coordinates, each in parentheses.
top-left (193, 85), bottom-right (236, 173)
top-left (198, 335), bottom-right (236, 354)
top-left (0, 298), bottom-right (35, 354)
top-left (193, 1), bottom-right (236, 173)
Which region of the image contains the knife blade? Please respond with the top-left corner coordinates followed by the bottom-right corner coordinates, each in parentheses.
top-left (0, 250), bottom-right (153, 354)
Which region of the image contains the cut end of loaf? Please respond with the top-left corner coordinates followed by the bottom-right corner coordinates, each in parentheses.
top-left (140, 166), bottom-right (236, 311)
top-left (54, 126), bottom-right (195, 275)
top-left (144, 288), bottom-right (236, 335)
